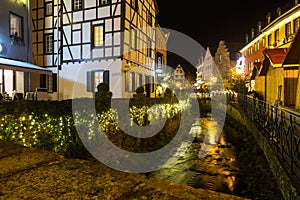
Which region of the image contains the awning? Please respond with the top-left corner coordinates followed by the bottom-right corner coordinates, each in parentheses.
top-left (262, 48), bottom-right (288, 67)
top-left (0, 57), bottom-right (52, 75)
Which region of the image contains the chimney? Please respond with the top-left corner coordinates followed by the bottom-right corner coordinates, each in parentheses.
top-left (257, 21), bottom-right (262, 33)
top-left (266, 12), bottom-right (271, 25)
top-left (251, 28), bottom-right (255, 39)
top-left (277, 7), bottom-right (281, 17)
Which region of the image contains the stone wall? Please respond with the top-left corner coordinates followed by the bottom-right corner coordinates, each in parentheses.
top-left (220, 102), bottom-right (300, 200)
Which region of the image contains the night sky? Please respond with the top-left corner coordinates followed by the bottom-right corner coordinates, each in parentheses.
top-left (155, 0), bottom-right (290, 75)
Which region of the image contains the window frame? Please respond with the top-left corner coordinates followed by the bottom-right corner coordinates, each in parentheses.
top-left (294, 17), bottom-right (300, 33)
top-left (73, 0), bottom-right (83, 11)
top-left (131, 0), bottom-right (138, 10)
top-left (9, 12), bottom-right (23, 41)
top-left (274, 29), bottom-right (279, 45)
top-left (44, 33), bottom-right (54, 54)
top-left (147, 10), bottom-right (153, 26)
top-left (45, 2), bottom-right (53, 17)
top-left (100, 0), bottom-right (111, 6)
top-left (285, 22), bottom-right (292, 37)
top-left (87, 70), bottom-right (110, 92)
top-left (262, 37), bottom-right (266, 48)
top-left (268, 34), bottom-right (272, 47)
top-left (130, 28), bottom-right (137, 50)
top-left (92, 24), bottom-right (105, 48)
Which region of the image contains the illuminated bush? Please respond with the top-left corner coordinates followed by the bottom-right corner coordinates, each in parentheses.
top-left (0, 98), bottom-right (191, 157)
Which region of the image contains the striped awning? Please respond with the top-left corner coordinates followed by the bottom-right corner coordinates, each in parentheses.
top-left (0, 57), bottom-right (52, 75)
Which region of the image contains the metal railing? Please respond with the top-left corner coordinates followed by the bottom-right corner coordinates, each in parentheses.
top-left (234, 94), bottom-right (300, 191)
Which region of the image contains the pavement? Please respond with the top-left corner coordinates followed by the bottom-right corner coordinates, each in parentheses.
top-left (0, 140), bottom-right (249, 200)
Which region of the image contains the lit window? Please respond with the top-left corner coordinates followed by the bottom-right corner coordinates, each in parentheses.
top-left (45, 2), bottom-right (53, 16)
top-left (73, 0), bottom-right (83, 10)
top-left (286, 22), bottom-right (292, 37)
top-left (130, 28), bottom-right (137, 49)
top-left (45, 34), bottom-right (53, 54)
top-left (10, 13), bottom-right (23, 39)
top-left (262, 37), bottom-right (266, 48)
top-left (100, 0), bottom-right (111, 5)
top-left (294, 17), bottom-right (300, 33)
top-left (93, 25), bottom-right (104, 47)
top-left (274, 29), bottom-right (279, 44)
top-left (268, 34), bottom-right (272, 47)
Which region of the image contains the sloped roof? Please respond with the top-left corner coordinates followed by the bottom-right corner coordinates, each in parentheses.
top-left (283, 27), bottom-right (300, 67)
top-left (262, 48), bottom-right (288, 67)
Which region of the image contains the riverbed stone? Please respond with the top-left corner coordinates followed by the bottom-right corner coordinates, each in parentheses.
top-left (0, 140), bottom-right (248, 199)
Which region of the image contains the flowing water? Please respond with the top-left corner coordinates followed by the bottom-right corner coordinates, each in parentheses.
top-left (148, 116), bottom-right (239, 195)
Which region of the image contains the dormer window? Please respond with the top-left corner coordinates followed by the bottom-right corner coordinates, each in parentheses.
top-left (266, 12), bottom-right (271, 25)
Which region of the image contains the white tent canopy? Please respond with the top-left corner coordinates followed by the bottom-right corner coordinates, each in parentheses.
top-left (0, 57), bottom-right (52, 75)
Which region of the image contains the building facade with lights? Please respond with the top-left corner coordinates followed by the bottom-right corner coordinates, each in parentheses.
top-left (214, 41), bottom-right (235, 81)
top-left (239, 1), bottom-right (300, 87)
top-left (0, 0), bottom-right (52, 98)
top-left (196, 47), bottom-right (219, 84)
top-left (239, 0), bottom-right (300, 108)
top-left (32, 0), bottom-right (166, 100)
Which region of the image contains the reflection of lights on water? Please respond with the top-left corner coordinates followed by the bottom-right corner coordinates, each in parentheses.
top-left (208, 129), bottom-right (216, 144)
top-left (219, 134), bottom-right (226, 145)
top-left (227, 176), bottom-right (236, 193)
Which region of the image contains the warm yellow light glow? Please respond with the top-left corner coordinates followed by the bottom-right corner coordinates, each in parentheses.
top-left (94, 26), bottom-right (104, 47)
top-left (15, 0), bottom-right (26, 6)
top-left (240, 5), bottom-right (300, 52)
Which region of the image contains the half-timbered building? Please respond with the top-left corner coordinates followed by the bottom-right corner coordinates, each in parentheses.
top-left (32, 0), bottom-right (164, 100)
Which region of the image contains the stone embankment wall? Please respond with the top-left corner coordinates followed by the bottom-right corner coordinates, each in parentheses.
top-left (220, 102), bottom-right (300, 200)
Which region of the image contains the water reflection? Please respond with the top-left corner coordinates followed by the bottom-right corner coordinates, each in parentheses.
top-left (148, 116), bottom-right (239, 195)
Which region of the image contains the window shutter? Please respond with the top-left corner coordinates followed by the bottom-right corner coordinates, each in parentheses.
top-left (103, 70), bottom-right (109, 89)
top-left (52, 73), bottom-right (57, 92)
top-left (87, 71), bottom-right (93, 92)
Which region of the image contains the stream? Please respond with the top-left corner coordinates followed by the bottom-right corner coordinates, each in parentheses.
top-left (148, 116), bottom-right (240, 195)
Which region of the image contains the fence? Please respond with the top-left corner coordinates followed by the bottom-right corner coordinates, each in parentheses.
top-left (235, 94), bottom-right (300, 191)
